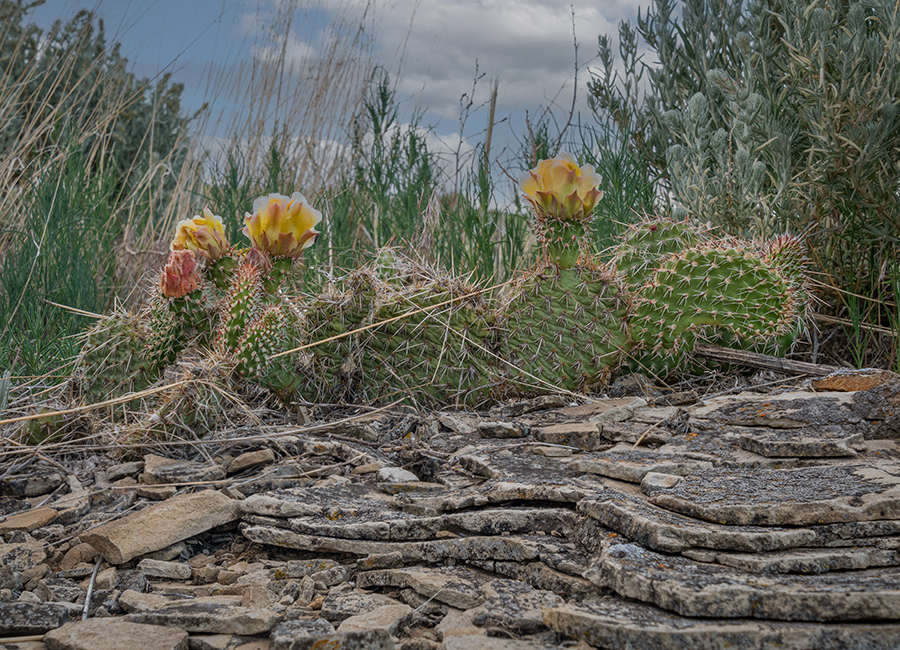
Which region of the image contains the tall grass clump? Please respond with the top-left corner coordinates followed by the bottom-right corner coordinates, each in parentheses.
top-left (0, 152), bottom-right (118, 379)
top-left (0, 2), bottom-right (194, 381)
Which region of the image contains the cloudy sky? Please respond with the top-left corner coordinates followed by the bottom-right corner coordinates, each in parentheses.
top-left (29, 0), bottom-right (646, 174)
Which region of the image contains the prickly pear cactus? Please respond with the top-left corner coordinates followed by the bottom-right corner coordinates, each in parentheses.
top-left (497, 263), bottom-right (631, 396)
top-left (629, 242), bottom-right (804, 376)
top-left (299, 252), bottom-right (495, 407)
top-left (609, 218), bottom-right (711, 288)
top-left (78, 309), bottom-right (158, 403)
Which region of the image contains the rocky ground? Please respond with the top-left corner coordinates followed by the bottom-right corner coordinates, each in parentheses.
top-left (2, 369), bottom-right (900, 649)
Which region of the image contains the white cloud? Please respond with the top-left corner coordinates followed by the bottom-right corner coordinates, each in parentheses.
top-left (367, 0), bottom-right (627, 120)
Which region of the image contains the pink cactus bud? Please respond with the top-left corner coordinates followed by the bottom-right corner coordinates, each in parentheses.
top-left (519, 153), bottom-right (603, 222)
top-left (160, 250), bottom-right (201, 298)
top-left (242, 192), bottom-right (322, 258)
top-left (171, 207), bottom-right (229, 262)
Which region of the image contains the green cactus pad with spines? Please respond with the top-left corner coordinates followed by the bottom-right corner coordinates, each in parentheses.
top-left (610, 218), bottom-right (711, 288)
top-left (630, 244), bottom-right (801, 376)
top-left (543, 220), bottom-right (588, 269)
top-left (497, 264), bottom-right (631, 396)
top-left (299, 274), bottom-right (375, 403)
top-left (362, 268), bottom-right (495, 406)
top-left (145, 295), bottom-right (183, 371)
top-left (218, 262), bottom-right (263, 353)
top-left (78, 309), bottom-right (156, 403)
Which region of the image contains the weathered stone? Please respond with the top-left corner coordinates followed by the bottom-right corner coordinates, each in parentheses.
top-left (141, 454), bottom-right (225, 485)
top-left (544, 597), bottom-right (900, 650)
top-left (53, 476), bottom-right (90, 526)
top-left (320, 589), bottom-right (400, 622)
top-left (813, 368), bottom-right (898, 392)
top-left (0, 538), bottom-right (46, 572)
top-left (472, 580), bottom-right (562, 633)
top-left (570, 444), bottom-right (713, 483)
top-left (105, 461), bottom-right (144, 482)
top-left (533, 422), bottom-right (604, 451)
top-left (337, 603), bottom-right (411, 635)
top-left (125, 603), bottom-right (280, 634)
top-left (591, 543), bottom-right (900, 621)
top-left (478, 421), bottom-right (528, 439)
top-left (59, 543), bottom-right (99, 571)
top-left (738, 426), bottom-right (866, 458)
top-left (269, 619), bottom-right (393, 650)
top-left (0, 602), bottom-right (71, 634)
top-left (138, 559), bottom-right (192, 580)
top-left (0, 507), bottom-right (57, 533)
top-left (646, 463), bottom-right (900, 526)
top-left (82, 491), bottom-right (240, 564)
top-left (0, 470), bottom-right (63, 497)
top-left (356, 566), bottom-right (491, 610)
top-left (577, 487), bottom-right (900, 554)
top-left (227, 450), bottom-right (276, 474)
top-left (43, 618), bottom-right (188, 650)
top-left (441, 637), bottom-right (558, 650)
top-left (376, 467), bottom-right (420, 483)
top-left (683, 546), bottom-right (900, 574)
top-left (241, 523), bottom-right (565, 566)
top-left (138, 485), bottom-right (178, 500)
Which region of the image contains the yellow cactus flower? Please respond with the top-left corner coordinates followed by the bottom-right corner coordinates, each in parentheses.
top-left (519, 153), bottom-right (603, 222)
top-left (171, 207), bottom-right (229, 262)
top-left (242, 192), bottom-right (321, 258)
top-left (160, 250), bottom-right (201, 299)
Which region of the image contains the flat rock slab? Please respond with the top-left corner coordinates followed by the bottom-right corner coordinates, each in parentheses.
top-left (241, 483), bottom-right (395, 519)
top-left (683, 546), bottom-right (900, 575)
top-left (82, 491), bottom-right (240, 564)
top-left (646, 463), bottom-right (900, 526)
top-left (569, 444), bottom-right (712, 483)
top-left (472, 579), bottom-right (563, 633)
top-left (544, 597), bottom-right (900, 650)
top-left (0, 602), bottom-right (72, 635)
top-left (533, 422), bottom-right (606, 451)
top-left (592, 543), bottom-right (900, 621)
top-left (395, 478), bottom-right (604, 515)
top-left (442, 638), bottom-right (560, 650)
top-left (43, 618), bottom-right (188, 650)
top-left (125, 603), bottom-right (279, 635)
top-left (738, 426), bottom-right (866, 458)
top-left (578, 488), bottom-right (820, 554)
top-left (142, 454), bottom-right (225, 485)
top-left (320, 590), bottom-right (400, 623)
top-left (275, 506), bottom-right (576, 542)
top-left (240, 522), bottom-right (577, 568)
top-left (270, 619), bottom-right (392, 650)
top-left (691, 391), bottom-right (864, 428)
top-left (356, 565), bottom-right (494, 610)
